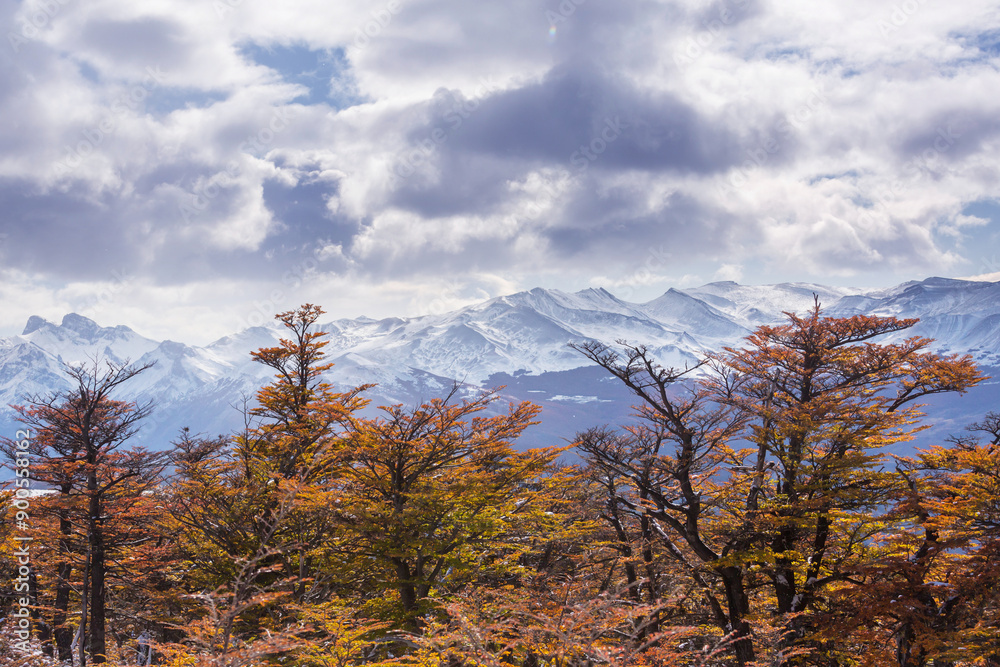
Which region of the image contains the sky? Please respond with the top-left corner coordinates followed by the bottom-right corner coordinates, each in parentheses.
top-left (1, 0), bottom-right (999, 344)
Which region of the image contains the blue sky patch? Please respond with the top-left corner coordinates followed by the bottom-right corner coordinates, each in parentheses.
top-left (240, 42), bottom-right (362, 109)
top-left (972, 29), bottom-right (1000, 56)
top-left (957, 200), bottom-right (1000, 274)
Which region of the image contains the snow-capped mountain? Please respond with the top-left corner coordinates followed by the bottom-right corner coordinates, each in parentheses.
top-left (1, 277), bottom-right (998, 450)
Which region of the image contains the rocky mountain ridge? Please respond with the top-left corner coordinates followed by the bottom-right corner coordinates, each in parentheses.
top-left (2, 276), bottom-right (997, 448)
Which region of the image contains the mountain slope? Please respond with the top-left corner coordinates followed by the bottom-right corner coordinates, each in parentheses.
top-left (1, 277), bottom-right (997, 450)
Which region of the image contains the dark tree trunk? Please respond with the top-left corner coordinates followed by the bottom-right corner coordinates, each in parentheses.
top-left (53, 507), bottom-right (74, 661)
top-left (53, 560), bottom-right (74, 661)
top-left (89, 532), bottom-right (107, 663)
top-left (720, 566), bottom-right (754, 665)
top-left (88, 464), bottom-right (107, 663)
top-left (28, 570), bottom-right (53, 656)
top-left (393, 558), bottom-right (421, 630)
top-left (79, 543), bottom-right (90, 667)
top-left (895, 621), bottom-right (928, 667)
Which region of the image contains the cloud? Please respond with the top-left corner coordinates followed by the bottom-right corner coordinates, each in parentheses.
top-left (0, 0), bottom-right (998, 340)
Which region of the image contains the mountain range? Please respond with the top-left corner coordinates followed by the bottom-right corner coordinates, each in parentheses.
top-left (1, 276), bottom-right (998, 452)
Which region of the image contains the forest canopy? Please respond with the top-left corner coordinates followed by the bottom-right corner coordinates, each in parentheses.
top-left (1, 302), bottom-right (997, 667)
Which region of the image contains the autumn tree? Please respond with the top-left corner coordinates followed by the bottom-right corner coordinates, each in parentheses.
top-left (834, 412), bottom-right (1000, 666)
top-left (163, 429), bottom-right (330, 666)
top-left (714, 301), bottom-right (983, 662)
top-left (1, 422), bottom-right (79, 661)
top-left (164, 305), bottom-right (372, 662)
top-left (919, 413), bottom-right (1000, 662)
top-left (574, 301), bottom-right (984, 665)
top-left (241, 305), bottom-right (370, 604)
top-left (571, 344), bottom-right (756, 664)
top-left (578, 425), bottom-right (742, 635)
top-left (334, 387), bottom-right (558, 633)
top-left (3, 358), bottom-right (166, 665)
top-left (245, 304), bottom-right (369, 482)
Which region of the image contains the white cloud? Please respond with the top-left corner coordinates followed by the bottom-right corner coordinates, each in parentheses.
top-left (0, 0), bottom-right (998, 339)
top-left (714, 263), bottom-right (743, 282)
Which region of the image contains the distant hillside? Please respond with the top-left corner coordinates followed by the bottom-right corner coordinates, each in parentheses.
top-left (1, 277), bottom-right (997, 451)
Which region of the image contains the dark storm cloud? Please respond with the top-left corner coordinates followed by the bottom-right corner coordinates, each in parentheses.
top-left (0, 173), bottom-right (347, 286)
top-left (896, 109), bottom-right (1000, 164)
top-left (0, 181), bottom-right (135, 278)
top-left (442, 64), bottom-right (741, 172)
top-left (388, 161), bottom-right (509, 219)
top-left (545, 190), bottom-right (740, 260)
top-left (389, 63), bottom-right (748, 220)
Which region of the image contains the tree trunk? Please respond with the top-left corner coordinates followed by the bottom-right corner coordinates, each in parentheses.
top-left (54, 508), bottom-right (74, 661)
top-left (88, 473), bottom-right (107, 664)
top-left (53, 560), bottom-right (74, 661)
top-left (639, 511), bottom-right (660, 635)
top-left (720, 566), bottom-right (754, 665)
top-left (28, 569), bottom-right (53, 656)
top-left (79, 542), bottom-right (90, 667)
top-left (393, 558), bottom-right (421, 629)
top-left (895, 621), bottom-right (928, 667)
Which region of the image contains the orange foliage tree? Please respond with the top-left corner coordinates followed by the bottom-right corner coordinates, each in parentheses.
top-left (831, 412), bottom-right (1000, 666)
top-left (6, 301), bottom-right (993, 667)
top-left (2, 359), bottom-right (166, 665)
top-left (163, 305), bottom-right (372, 663)
top-left (335, 387), bottom-right (558, 631)
top-left (714, 301), bottom-right (983, 663)
top-left (575, 301), bottom-right (984, 665)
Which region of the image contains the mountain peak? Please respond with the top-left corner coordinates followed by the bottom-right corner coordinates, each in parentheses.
top-left (60, 313), bottom-right (100, 336)
top-left (574, 287), bottom-right (616, 300)
top-left (22, 315), bottom-right (51, 335)
top-left (919, 276), bottom-right (969, 287)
